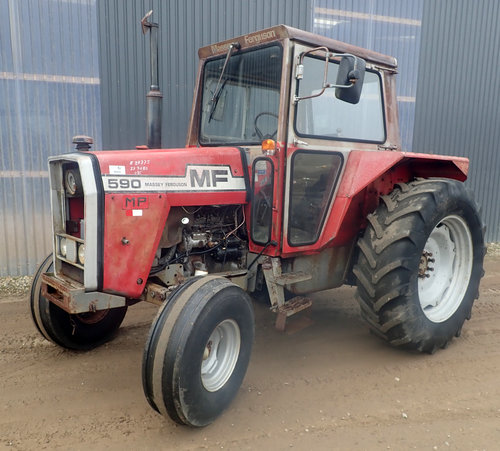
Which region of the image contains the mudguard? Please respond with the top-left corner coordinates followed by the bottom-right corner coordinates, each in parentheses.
top-left (281, 150), bottom-right (469, 257)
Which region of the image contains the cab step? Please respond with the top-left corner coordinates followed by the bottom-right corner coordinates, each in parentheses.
top-left (275, 296), bottom-right (313, 332)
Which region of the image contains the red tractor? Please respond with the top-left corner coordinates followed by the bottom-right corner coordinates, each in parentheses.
top-left (31, 21), bottom-right (485, 427)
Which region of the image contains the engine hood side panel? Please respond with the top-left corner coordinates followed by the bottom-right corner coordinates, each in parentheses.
top-left (90, 147), bottom-right (249, 297)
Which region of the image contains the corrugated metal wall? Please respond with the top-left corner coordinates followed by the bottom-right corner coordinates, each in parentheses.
top-left (0, 0), bottom-right (101, 276)
top-left (98, 0), bottom-right (423, 151)
top-left (97, 0), bottom-right (313, 150)
top-left (2, 0), bottom-right (498, 276)
top-left (413, 0), bottom-right (500, 242)
top-left (312, 0), bottom-right (423, 151)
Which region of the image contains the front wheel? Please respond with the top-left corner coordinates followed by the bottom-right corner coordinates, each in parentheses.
top-left (30, 254), bottom-right (127, 350)
top-left (142, 276), bottom-right (255, 427)
top-left (354, 179), bottom-right (485, 353)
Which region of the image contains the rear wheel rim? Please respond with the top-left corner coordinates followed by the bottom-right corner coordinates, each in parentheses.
top-left (418, 214), bottom-right (473, 323)
top-left (201, 319), bottom-right (241, 392)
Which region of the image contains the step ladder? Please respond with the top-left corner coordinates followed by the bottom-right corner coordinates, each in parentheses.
top-left (275, 295), bottom-right (313, 332)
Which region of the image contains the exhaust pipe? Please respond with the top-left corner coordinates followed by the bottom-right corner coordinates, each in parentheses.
top-left (141, 10), bottom-right (162, 149)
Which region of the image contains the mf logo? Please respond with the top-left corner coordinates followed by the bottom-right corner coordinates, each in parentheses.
top-left (189, 168), bottom-right (229, 188)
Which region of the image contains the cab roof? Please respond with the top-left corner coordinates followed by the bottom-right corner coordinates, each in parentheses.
top-left (198, 24), bottom-right (397, 69)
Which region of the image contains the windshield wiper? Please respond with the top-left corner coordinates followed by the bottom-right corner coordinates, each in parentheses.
top-left (208, 42), bottom-right (241, 122)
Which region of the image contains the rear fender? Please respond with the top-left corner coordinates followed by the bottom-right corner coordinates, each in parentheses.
top-left (328, 150), bottom-right (469, 246)
top-left (337, 151), bottom-right (468, 199)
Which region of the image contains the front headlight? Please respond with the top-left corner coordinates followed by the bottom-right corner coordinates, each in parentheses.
top-left (64, 169), bottom-right (82, 196)
top-left (78, 244), bottom-right (85, 265)
top-left (60, 237), bottom-right (67, 257)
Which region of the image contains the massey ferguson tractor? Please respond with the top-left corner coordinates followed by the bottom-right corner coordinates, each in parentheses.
top-left (30, 19), bottom-right (485, 427)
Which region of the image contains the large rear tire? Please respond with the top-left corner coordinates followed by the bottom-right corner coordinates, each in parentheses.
top-left (354, 179), bottom-right (485, 353)
top-left (142, 276), bottom-right (254, 427)
top-left (30, 254), bottom-right (127, 350)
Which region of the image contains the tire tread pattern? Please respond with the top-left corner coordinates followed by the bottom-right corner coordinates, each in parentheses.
top-left (143, 276), bottom-right (254, 427)
top-left (30, 254), bottom-right (127, 350)
top-left (354, 178), bottom-right (485, 353)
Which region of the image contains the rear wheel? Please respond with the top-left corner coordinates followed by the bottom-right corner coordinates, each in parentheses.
top-left (30, 254), bottom-right (127, 350)
top-left (142, 276), bottom-right (254, 427)
top-left (354, 179), bottom-right (485, 353)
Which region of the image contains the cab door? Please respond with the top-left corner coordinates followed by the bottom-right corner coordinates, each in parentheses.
top-left (281, 42), bottom-right (386, 256)
top-left (281, 43), bottom-right (348, 255)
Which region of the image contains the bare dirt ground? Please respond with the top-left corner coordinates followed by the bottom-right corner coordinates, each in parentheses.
top-left (1, 251), bottom-right (500, 450)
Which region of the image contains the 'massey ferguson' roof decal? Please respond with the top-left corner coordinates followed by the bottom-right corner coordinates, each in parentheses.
top-left (198, 24), bottom-right (397, 69)
top-left (209, 29), bottom-right (279, 55)
top-left (102, 164), bottom-right (246, 193)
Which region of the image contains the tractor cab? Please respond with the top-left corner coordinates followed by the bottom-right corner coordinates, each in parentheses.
top-left (188, 25), bottom-right (400, 261)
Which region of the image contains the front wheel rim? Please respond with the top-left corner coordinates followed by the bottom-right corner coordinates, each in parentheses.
top-left (201, 319), bottom-right (241, 392)
top-left (75, 309), bottom-right (109, 325)
top-left (418, 215), bottom-right (473, 323)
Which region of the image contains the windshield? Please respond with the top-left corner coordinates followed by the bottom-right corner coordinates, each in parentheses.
top-left (200, 45), bottom-right (282, 145)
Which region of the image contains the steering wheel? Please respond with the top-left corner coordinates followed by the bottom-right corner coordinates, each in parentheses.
top-left (254, 112), bottom-right (278, 140)
top-left (255, 186), bottom-right (273, 226)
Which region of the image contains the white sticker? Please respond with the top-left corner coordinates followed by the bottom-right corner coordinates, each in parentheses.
top-left (102, 164), bottom-right (246, 193)
top-left (126, 209), bottom-right (143, 217)
top-left (109, 165), bottom-right (126, 175)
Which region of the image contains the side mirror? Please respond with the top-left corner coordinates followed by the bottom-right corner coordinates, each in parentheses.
top-left (294, 48), bottom-right (367, 105)
top-left (335, 55), bottom-right (366, 104)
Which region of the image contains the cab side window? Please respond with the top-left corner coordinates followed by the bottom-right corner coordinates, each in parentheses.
top-left (295, 56), bottom-right (385, 143)
top-left (288, 151), bottom-right (342, 245)
top-left (251, 158), bottom-right (274, 245)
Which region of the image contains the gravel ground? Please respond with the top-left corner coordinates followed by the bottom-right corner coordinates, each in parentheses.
top-left (488, 241), bottom-right (500, 256)
top-left (0, 275), bottom-right (32, 297)
top-left (2, 243), bottom-right (499, 298)
top-left (1, 252), bottom-right (500, 450)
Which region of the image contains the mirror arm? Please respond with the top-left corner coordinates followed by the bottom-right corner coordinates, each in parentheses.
top-left (297, 46), bottom-right (331, 65)
top-left (294, 50), bottom-right (358, 104)
top-left (294, 46), bottom-right (330, 104)
top-left (324, 81), bottom-right (354, 89)
top-left (294, 86), bottom-right (327, 104)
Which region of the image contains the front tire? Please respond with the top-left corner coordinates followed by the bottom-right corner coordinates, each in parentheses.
top-left (30, 254), bottom-right (127, 350)
top-left (142, 276), bottom-right (254, 427)
top-left (354, 179), bottom-right (485, 353)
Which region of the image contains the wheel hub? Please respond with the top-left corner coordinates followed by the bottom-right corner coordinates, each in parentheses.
top-left (201, 319), bottom-right (241, 392)
top-left (417, 215), bottom-right (473, 323)
top-left (418, 251), bottom-right (435, 279)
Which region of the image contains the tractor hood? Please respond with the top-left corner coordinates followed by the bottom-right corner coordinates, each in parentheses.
top-left (88, 146), bottom-right (249, 203)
